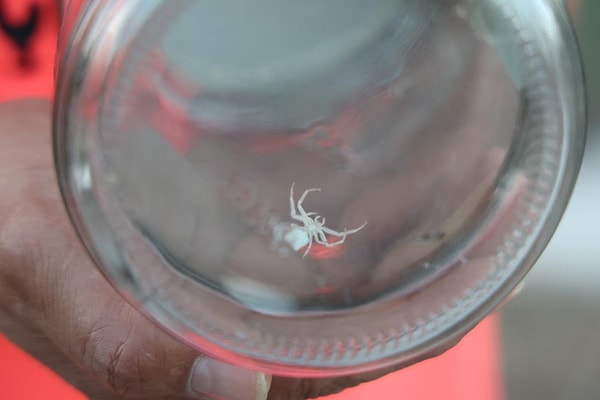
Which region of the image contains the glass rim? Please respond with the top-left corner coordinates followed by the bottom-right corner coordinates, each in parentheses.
top-left (53, 0), bottom-right (586, 376)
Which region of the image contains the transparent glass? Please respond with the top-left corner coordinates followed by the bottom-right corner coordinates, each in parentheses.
top-left (54, 0), bottom-right (586, 376)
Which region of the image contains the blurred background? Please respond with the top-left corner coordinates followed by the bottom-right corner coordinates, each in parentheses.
top-left (0, 0), bottom-right (597, 399)
top-left (501, 1), bottom-right (600, 399)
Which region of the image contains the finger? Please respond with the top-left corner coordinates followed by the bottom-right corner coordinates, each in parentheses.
top-left (0, 100), bottom-right (271, 400)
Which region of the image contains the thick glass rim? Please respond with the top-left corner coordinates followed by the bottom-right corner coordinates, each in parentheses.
top-left (53, 0), bottom-right (586, 376)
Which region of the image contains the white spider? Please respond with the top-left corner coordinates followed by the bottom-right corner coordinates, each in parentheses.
top-left (275, 182), bottom-right (367, 258)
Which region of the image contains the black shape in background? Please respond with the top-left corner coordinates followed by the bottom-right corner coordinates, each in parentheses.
top-left (0, 0), bottom-right (40, 68)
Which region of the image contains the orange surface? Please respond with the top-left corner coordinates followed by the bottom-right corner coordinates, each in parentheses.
top-left (321, 317), bottom-right (504, 400)
top-left (0, 2), bottom-right (504, 399)
top-left (0, 0), bottom-right (58, 102)
top-left (0, 334), bottom-right (87, 400)
top-left (0, 317), bottom-right (503, 400)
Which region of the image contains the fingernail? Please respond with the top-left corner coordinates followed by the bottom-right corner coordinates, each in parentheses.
top-left (189, 357), bottom-right (271, 400)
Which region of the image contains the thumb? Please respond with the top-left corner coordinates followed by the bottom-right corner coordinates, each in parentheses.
top-left (0, 99), bottom-right (272, 399)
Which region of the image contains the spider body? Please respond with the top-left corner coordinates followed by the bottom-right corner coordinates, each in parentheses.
top-left (283, 182), bottom-right (367, 257)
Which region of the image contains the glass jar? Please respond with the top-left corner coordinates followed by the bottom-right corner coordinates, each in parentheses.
top-left (54, 0), bottom-right (586, 376)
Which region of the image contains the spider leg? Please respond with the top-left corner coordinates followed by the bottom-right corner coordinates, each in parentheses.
top-left (344, 221), bottom-right (368, 235)
top-left (290, 214), bottom-right (305, 222)
top-left (320, 222), bottom-right (366, 239)
top-left (290, 182), bottom-right (300, 220)
top-left (320, 226), bottom-right (347, 237)
top-left (322, 221), bottom-right (367, 236)
top-left (320, 231), bottom-right (348, 247)
top-left (314, 215), bottom-right (326, 225)
top-left (314, 229), bottom-right (348, 247)
top-left (297, 188), bottom-right (321, 216)
top-left (315, 230), bottom-right (329, 245)
top-left (302, 235), bottom-right (314, 258)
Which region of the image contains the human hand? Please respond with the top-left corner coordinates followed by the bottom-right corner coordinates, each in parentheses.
top-left (0, 99), bottom-right (458, 400)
